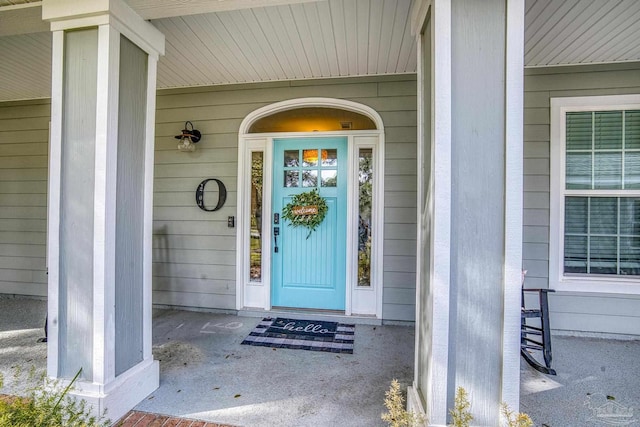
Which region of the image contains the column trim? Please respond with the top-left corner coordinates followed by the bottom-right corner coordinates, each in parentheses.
top-left (92, 23), bottom-right (121, 385)
top-left (143, 52), bottom-right (159, 360)
top-left (46, 29), bottom-right (64, 379)
top-left (413, 2), bottom-right (427, 412)
top-left (502, 0), bottom-right (525, 412)
top-left (428, 0), bottom-right (453, 424)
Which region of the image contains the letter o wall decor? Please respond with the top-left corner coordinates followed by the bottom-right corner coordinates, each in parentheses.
top-left (196, 178), bottom-right (227, 212)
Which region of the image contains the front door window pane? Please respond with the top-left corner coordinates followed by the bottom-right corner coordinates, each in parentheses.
top-left (284, 150), bottom-right (299, 167)
top-left (302, 170), bottom-right (318, 187)
top-left (322, 149), bottom-right (338, 166)
top-left (285, 171), bottom-right (299, 187)
top-left (321, 170), bottom-right (337, 187)
top-left (302, 149), bottom-right (318, 167)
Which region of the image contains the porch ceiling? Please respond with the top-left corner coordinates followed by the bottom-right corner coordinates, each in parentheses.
top-left (1, 0), bottom-right (640, 102)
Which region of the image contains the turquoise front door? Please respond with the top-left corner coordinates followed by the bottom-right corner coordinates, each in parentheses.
top-left (272, 137), bottom-right (348, 310)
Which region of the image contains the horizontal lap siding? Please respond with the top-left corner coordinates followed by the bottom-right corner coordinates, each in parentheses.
top-left (0, 100), bottom-right (49, 297)
top-left (0, 76), bottom-right (417, 320)
top-left (155, 75), bottom-right (417, 319)
top-left (523, 63), bottom-right (640, 335)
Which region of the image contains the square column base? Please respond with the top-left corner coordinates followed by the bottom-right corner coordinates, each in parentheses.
top-left (68, 359), bottom-right (159, 424)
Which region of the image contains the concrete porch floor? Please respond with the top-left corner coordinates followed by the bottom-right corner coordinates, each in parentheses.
top-left (2, 295), bottom-right (639, 426)
top-left (0, 296), bottom-right (414, 426)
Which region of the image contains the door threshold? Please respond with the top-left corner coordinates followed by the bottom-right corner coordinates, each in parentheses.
top-left (238, 307), bottom-right (381, 325)
top-left (272, 306), bottom-right (345, 315)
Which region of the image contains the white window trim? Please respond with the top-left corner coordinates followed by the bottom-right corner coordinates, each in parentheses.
top-left (550, 94), bottom-right (640, 295)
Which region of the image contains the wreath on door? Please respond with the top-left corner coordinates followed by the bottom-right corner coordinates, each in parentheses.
top-left (282, 189), bottom-right (329, 239)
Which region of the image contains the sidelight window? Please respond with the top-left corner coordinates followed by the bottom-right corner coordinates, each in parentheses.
top-left (249, 151), bottom-right (264, 282)
top-left (357, 148), bottom-right (373, 287)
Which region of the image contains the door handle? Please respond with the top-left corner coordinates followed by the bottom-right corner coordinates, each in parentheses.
top-left (274, 226), bottom-right (280, 253)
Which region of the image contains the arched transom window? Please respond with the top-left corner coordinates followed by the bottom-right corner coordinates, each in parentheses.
top-left (248, 107), bottom-right (377, 133)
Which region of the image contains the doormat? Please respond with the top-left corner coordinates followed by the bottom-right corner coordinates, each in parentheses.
top-left (241, 317), bottom-right (355, 354)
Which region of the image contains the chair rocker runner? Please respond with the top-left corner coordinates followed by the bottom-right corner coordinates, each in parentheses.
top-left (521, 287), bottom-right (556, 375)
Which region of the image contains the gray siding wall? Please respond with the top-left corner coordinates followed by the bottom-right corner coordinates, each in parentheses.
top-left (0, 76), bottom-right (417, 322)
top-left (524, 63), bottom-right (640, 335)
top-left (0, 99), bottom-right (49, 297)
top-left (153, 75), bottom-right (418, 321)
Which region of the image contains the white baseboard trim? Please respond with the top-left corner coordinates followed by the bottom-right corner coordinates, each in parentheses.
top-left (67, 359), bottom-right (159, 424)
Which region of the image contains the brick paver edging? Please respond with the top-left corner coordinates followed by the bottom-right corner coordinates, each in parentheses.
top-left (115, 410), bottom-right (237, 427)
top-left (1, 395), bottom-right (235, 427)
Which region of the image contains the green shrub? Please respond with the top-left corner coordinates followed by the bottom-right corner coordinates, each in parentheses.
top-left (501, 402), bottom-right (533, 427)
top-left (381, 379), bottom-right (425, 427)
top-left (449, 387), bottom-right (473, 427)
top-left (0, 367), bottom-right (109, 427)
top-left (447, 386), bottom-right (533, 427)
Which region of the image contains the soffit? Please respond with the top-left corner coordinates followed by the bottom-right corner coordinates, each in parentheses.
top-left (525, 0), bottom-right (640, 67)
top-left (2, 0), bottom-right (640, 102)
top-left (153, 0), bottom-right (417, 89)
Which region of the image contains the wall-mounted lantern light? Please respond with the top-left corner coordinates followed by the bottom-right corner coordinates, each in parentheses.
top-left (175, 121), bottom-right (201, 152)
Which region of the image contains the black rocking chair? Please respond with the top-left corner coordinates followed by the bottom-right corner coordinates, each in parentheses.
top-left (521, 288), bottom-right (556, 375)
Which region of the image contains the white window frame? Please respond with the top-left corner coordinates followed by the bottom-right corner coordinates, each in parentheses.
top-left (550, 94), bottom-right (640, 294)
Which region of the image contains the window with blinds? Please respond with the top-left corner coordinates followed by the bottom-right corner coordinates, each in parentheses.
top-left (563, 110), bottom-right (640, 276)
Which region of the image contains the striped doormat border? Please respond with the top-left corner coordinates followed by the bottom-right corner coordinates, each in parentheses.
top-left (241, 317), bottom-right (355, 354)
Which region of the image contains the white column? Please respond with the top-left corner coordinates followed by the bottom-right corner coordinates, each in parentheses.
top-left (409, 0), bottom-right (524, 425)
top-left (43, 0), bottom-right (164, 422)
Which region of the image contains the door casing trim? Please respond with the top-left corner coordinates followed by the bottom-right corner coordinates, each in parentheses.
top-left (236, 98), bottom-right (385, 318)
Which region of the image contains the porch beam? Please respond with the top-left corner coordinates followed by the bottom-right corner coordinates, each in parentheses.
top-left (0, 0), bottom-right (321, 37)
top-left (127, 0), bottom-right (323, 20)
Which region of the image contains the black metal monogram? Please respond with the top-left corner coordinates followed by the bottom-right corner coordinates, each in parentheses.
top-left (195, 178), bottom-right (227, 212)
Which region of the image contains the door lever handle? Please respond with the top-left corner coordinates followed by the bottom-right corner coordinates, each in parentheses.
top-left (274, 227), bottom-right (280, 253)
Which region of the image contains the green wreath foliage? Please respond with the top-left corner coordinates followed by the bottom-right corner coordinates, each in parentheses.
top-left (282, 189), bottom-right (328, 239)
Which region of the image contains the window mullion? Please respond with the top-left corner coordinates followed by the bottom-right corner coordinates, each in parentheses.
top-left (617, 197), bottom-right (621, 275)
top-left (591, 111), bottom-right (595, 190)
top-left (622, 112), bottom-right (626, 190)
top-left (587, 197), bottom-right (591, 274)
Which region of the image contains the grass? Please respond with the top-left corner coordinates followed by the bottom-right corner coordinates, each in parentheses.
top-left (0, 367), bottom-right (110, 427)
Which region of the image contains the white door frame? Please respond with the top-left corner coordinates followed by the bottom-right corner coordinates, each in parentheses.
top-left (236, 98), bottom-right (385, 318)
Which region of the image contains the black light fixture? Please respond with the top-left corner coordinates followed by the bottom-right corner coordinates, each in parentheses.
top-left (175, 121), bottom-right (201, 152)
